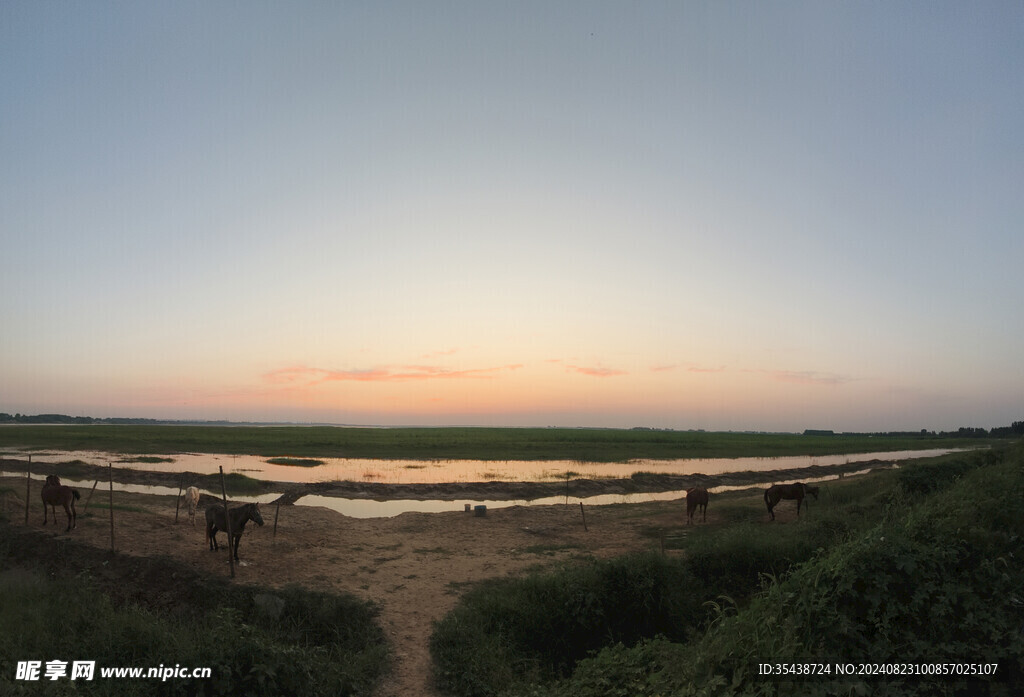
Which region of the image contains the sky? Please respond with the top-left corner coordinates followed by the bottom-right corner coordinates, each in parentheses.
top-left (1, 2), bottom-right (1022, 433)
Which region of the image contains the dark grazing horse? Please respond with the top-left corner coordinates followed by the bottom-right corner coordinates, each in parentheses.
top-left (686, 487), bottom-right (709, 524)
top-left (764, 482), bottom-right (819, 521)
top-left (206, 502), bottom-right (265, 561)
top-left (41, 475), bottom-right (80, 532)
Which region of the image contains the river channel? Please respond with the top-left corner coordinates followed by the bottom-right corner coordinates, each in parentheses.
top-left (1, 448), bottom-right (961, 518)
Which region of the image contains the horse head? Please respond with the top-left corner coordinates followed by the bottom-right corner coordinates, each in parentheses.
top-left (44, 475), bottom-right (61, 487)
top-left (250, 503), bottom-right (265, 527)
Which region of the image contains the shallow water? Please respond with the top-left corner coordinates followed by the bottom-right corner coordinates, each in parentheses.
top-left (0, 448), bottom-right (958, 485)
top-left (0, 447), bottom-right (953, 518)
top-left (292, 465), bottom-right (891, 518)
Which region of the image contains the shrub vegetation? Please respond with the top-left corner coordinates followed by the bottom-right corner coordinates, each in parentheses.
top-left (432, 444), bottom-right (1024, 696)
top-left (0, 554), bottom-right (388, 696)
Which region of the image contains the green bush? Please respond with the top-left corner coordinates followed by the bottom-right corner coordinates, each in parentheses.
top-left (895, 446), bottom-right (1004, 496)
top-left (685, 523), bottom-right (818, 599)
top-left (0, 569), bottom-right (388, 696)
top-left (430, 552), bottom-right (703, 696)
top-left (540, 451), bottom-right (1024, 697)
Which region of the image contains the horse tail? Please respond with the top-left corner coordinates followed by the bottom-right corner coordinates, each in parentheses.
top-left (73, 490), bottom-right (81, 500)
top-left (763, 489), bottom-right (770, 505)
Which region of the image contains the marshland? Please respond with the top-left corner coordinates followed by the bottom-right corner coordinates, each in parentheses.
top-left (2, 427), bottom-right (1021, 695)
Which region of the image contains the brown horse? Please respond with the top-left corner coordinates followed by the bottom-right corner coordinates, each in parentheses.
top-left (206, 503), bottom-right (265, 561)
top-left (764, 482), bottom-right (818, 521)
top-left (686, 487), bottom-right (709, 524)
top-left (41, 475), bottom-right (80, 532)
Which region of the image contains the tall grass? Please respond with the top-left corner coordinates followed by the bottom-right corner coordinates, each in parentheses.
top-left (0, 554), bottom-right (388, 696)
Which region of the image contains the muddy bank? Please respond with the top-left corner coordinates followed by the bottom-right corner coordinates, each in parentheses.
top-left (1, 456), bottom-right (898, 504)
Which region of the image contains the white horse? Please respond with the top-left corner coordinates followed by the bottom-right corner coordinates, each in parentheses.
top-left (182, 486), bottom-right (200, 526)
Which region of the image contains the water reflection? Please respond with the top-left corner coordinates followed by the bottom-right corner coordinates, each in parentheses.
top-left (293, 491), bottom-right (690, 518)
top-left (0, 448), bottom-right (959, 485)
top-left (294, 465), bottom-right (897, 518)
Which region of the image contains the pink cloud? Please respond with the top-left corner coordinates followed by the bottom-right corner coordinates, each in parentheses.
top-left (545, 358), bottom-right (625, 377)
top-left (567, 365), bottom-right (627, 378)
top-left (263, 363), bottom-right (522, 386)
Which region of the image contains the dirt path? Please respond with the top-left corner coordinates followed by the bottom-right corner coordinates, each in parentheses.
top-left (2, 478), bottom-right (691, 696)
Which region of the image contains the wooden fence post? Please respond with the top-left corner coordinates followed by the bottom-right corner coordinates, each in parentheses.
top-left (273, 503), bottom-right (280, 539)
top-left (174, 476), bottom-right (183, 523)
top-left (579, 501), bottom-right (588, 532)
top-left (108, 463), bottom-right (115, 551)
top-left (24, 455), bottom-right (31, 525)
top-left (219, 466), bottom-right (234, 578)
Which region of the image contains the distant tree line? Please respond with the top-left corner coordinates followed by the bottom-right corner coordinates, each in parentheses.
top-left (0, 413), bottom-right (233, 426)
top-left (806, 422), bottom-right (1024, 438)
top-left (988, 421), bottom-right (1024, 437)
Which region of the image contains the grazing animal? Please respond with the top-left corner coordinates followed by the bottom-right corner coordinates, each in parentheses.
top-left (686, 487), bottom-right (709, 524)
top-left (41, 475), bottom-right (80, 532)
top-left (206, 502), bottom-right (265, 561)
top-left (764, 482), bottom-right (819, 521)
top-left (181, 486), bottom-right (200, 526)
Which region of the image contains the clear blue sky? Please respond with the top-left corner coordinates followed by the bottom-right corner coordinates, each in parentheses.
top-left (1, 2), bottom-right (1021, 432)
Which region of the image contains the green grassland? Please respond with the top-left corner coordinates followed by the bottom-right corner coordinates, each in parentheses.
top-left (0, 425), bottom-right (991, 462)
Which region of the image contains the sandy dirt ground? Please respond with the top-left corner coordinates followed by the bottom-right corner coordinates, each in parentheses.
top-left (1, 476), bottom-right (716, 697)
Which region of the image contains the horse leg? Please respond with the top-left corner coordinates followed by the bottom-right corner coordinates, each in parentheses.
top-left (63, 502), bottom-right (72, 532)
top-left (702, 503), bottom-right (707, 523)
top-left (70, 497), bottom-right (77, 530)
top-left (233, 533), bottom-right (241, 562)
